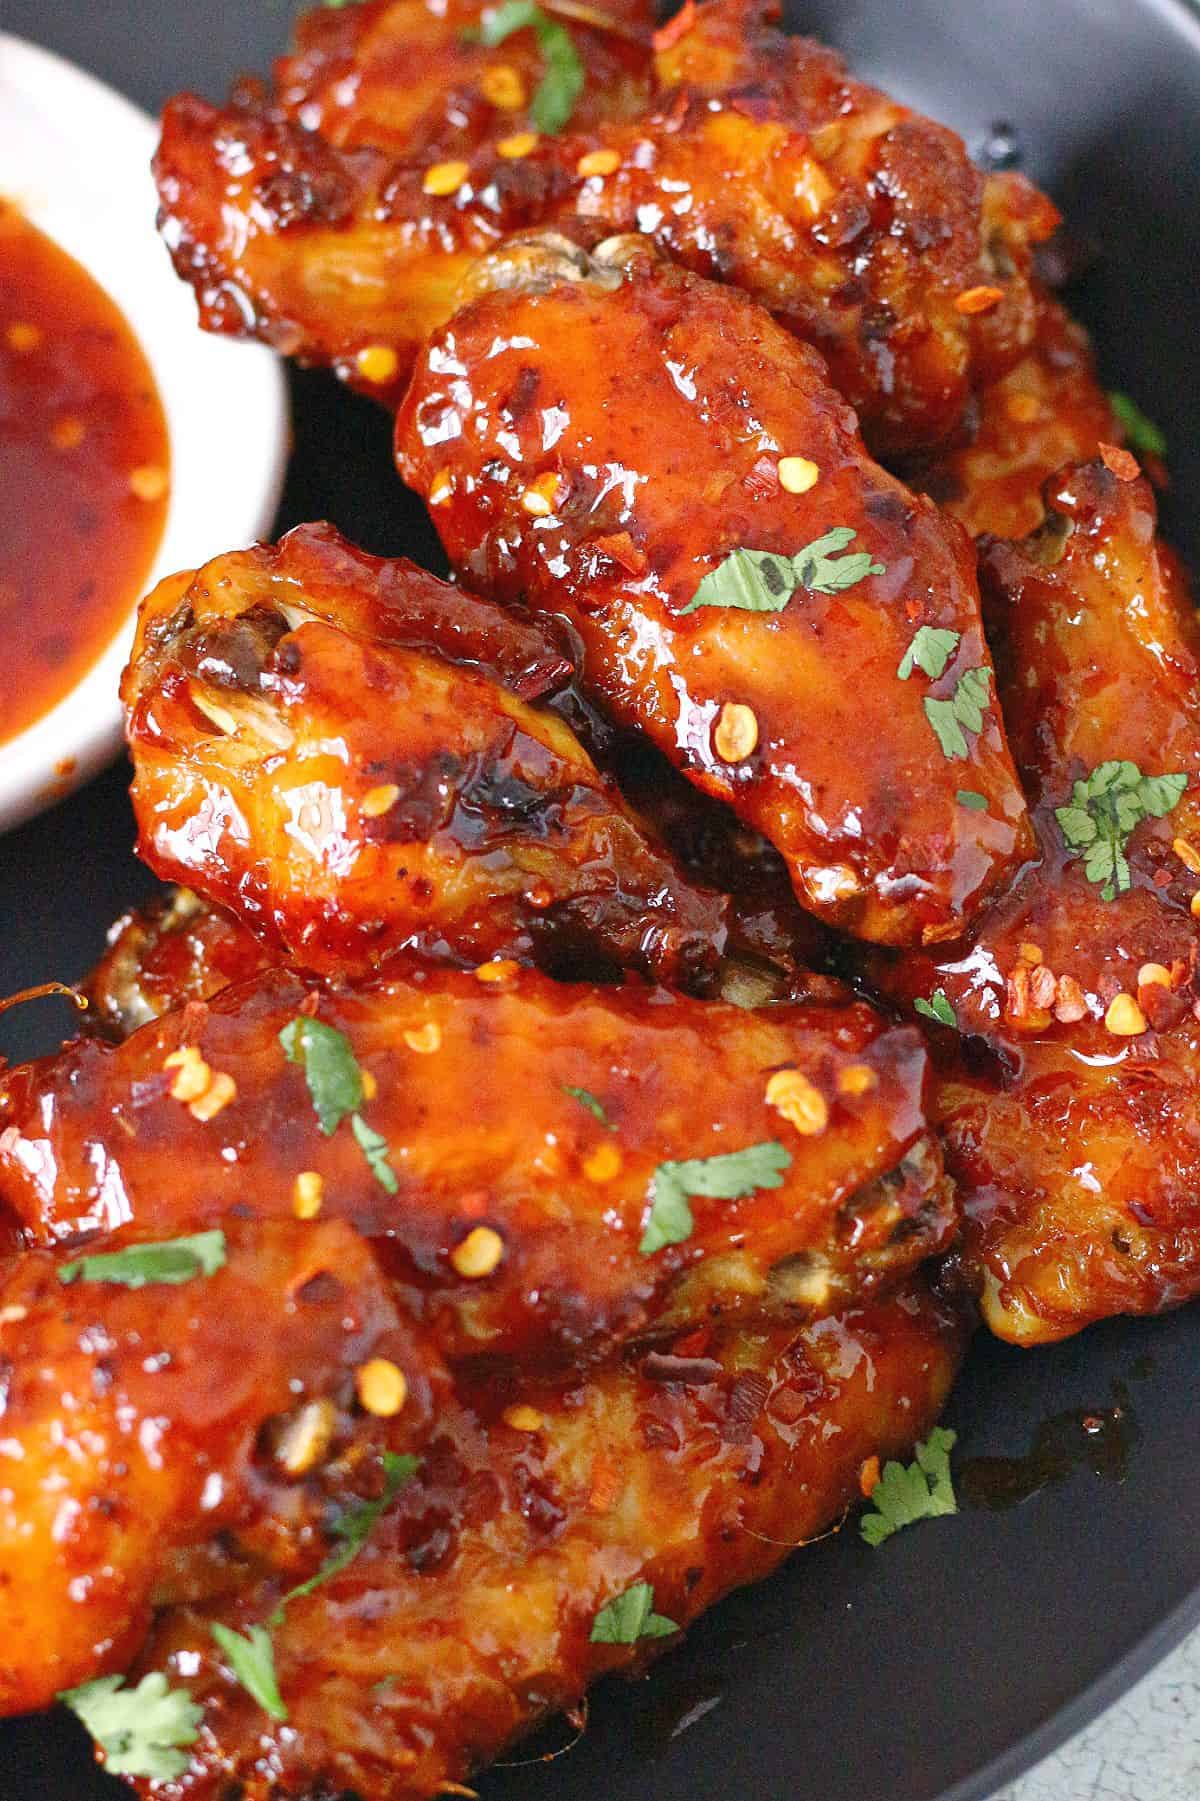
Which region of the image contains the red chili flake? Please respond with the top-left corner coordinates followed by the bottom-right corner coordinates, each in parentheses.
top-left (591, 530), bottom-right (648, 575)
top-left (743, 454), bottom-right (781, 500)
top-left (1153, 867), bottom-right (1173, 888)
top-left (1099, 441), bottom-right (1141, 483)
top-left (859, 1455), bottom-right (881, 1498)
top-left (672, 1324), bottom-right (713, 1359)
top-left (725, 1370), bottom-right (771, 1442)
top-left (652, 0), bottom-right (696, 51)
top-left (954, 284), bottom-right (1006, 315)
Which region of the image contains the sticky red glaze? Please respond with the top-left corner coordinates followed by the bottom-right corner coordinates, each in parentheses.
top-left (0, 1217), bottom-right (446, 1713)
top-left (0, 963), bottom-right (953, 1362)
top-left (126, 1280), bottom-right (967, 1801)
top-left (152, 0), bottom-right (1054, 451)
top-left (123, 525), bottom-right (729, 988)
top-left (0, 204), bottom-right (169, 744)
top-left (397, 245), bottom-right (1033, 946)
top-left (909, 297), bottom-right (1117, 540)
top-left (84, 890), bottom-right (275, 1039)
top-left (866, 462), bottom-right (1200, 1342)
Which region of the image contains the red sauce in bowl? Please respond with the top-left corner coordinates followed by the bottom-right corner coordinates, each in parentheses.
top-left (0, 201), bottom-right (169, 747)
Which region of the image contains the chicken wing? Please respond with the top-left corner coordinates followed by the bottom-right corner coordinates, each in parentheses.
top-left (0, 963), bottom-right (954, 1362)
top-left (0, 1217), bottom-right (447, 1714)
top-left (908, 296), bottom-right (1117, 539)
top-left (397, 237), bottom-right (1033, 946)
top-left (867, 459), bottom-right (1200, 1342)
top-left (113, 1279), bottom-right (966, 1800)
top-left (153, 0), bottom-right (1055, 452)
top-left (84, 889), bottom-right (274, 1040)
top-left (123, 523), bottom-right (728, 989)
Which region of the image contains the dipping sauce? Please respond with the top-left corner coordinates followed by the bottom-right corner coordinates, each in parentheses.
top-left (0, 201), bottom-right (169, 746)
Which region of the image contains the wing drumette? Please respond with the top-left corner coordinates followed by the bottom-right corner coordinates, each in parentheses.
top-left (118, 1280), bottom-right (966, 1801)
top-left (867, 459), bottom-right (1200, 1342)
top-left (123, 523), bottom-right (728, 990)
top-left (0, 963), bottom-right (953, 1362)
top-left (397, 238), bottom-right (1033, 946)
top-left (0, 1218), bottom-right (447, 1714)
top-left (153, 0), bottom-right (1055, 452)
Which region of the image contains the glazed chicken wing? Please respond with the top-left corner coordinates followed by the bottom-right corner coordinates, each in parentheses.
top-left (0, 1217), bottom-right (447, 1714)
top-left (868, 459), bottom-right (1200, 1342)
top-left (0, 963), bottom-right (953, 1362)
top-left (909, 296), bottom-right (1117, 539)
top-left (115, 1280), bottom-right (966, 1800)
top-left (397, 238), bottom-right (1033, 946)
top-left (153, 0), bottom-right (1055, 452)
top-left (123, 523), bottom-right (729, 989)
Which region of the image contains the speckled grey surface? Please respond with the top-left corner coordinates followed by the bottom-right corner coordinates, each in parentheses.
top-left (997, 1631), bottom-right (1200, 1800)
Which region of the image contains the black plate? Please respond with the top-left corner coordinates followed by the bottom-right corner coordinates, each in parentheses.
top-left (3, 1), bottom-right (1200, 1796)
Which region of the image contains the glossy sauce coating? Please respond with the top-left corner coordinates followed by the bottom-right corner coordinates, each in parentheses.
top-left (84, 889), bottom-right (276, 1040)
top-left (909, 296), bottom-right (1117, 539)
top-left (0, 203), bottom-right (169, 744)
top-left (867, 462), bottom-right (1200, 1342)
top-left (0, 1217), bottom-right (445, 1713)
top-left (397, 242), bottom-right (1033, 945)
top-left (125, 1280), bottom-right (967, 1800)
top-left (124, 524), bottom-right (728, 988)
top-left (152, 0), bottom-right (1054, 452)
top-left (0, 963), bottom-right (953, 1362)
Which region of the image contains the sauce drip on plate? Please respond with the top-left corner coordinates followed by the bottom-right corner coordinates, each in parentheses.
top-left (0, 201), bottom-right (169, 746)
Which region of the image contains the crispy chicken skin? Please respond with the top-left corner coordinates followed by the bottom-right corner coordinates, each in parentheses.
top-left (153, 0), bottom-right (1055, 450)
top-left (867, 461), bottom-right (1200, 1342)
top-left (122, 1280), bottom-right (967, 1801)
top-left (397, 240), bottom-right (1033, 946)
top-left (909, 297), bottom-right (1117, 539)
top-left (0, 964), bottom-right (954, 1362)
top-left (0, 1218), bottom-right (448, 1714)
top-left (123, 524), bottom-right (728, 989)
top-left (84, 890), bottom-right (274, 1039)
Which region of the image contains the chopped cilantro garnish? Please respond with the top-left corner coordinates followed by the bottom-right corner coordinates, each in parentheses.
top-left (681, 528), bottom-right (885, 615)
top-left (1109, 392), bottom-right (1167, 461)
top-left (280, 1014), bottom-right (398, 1191)
top-left (590, 1581), bottom-right (679, 1644)
top-left (641, 1141), bottom-right (791, 1256)
top-left (924, 666), bottom-right (992, 760)
top-left (210, 1623), bottom-right (287, 1722)
top-left (1055, 761), bottom-right (1188, 899)
top-left (914, 990), bottom-right (956, 1028)
top-left (59, 1672), bottom-right (202, 1781)
top-left (956, 789), bottom-right (988, 812)
top-left (280, 1016), bottom-right (363, 1135)
top-left (860, 1427), bottom-right (958, 1546)
top-left (562, 1084), bottom-right (615, 1129)
top-left (479, 1), bottom-right (585, 133)
top-left (897, 625), bottom-right (960, 682)
top-left (351, 1114), bottom-right (399, 1194)
top-left (272, 1453), bottom-right (419, 1622)
top-left (59, 1229), bottom-right (226, 1290)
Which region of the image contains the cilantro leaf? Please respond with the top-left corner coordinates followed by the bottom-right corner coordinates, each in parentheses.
top-left (590, 1581), bottom-right (679, 1644)
top-left (272, 1453), bottom-right (419, 1622)
top-left (956, 789), bottom-right (988, 812)
top-left (59, 1229), bottom-right (226, 1290)
top-left (562, 1084), bottom-right (615, 1129)
top-left (897, 625), bottom-right (960, 682)
top-left (924, 665), bottom-right (992, 760)
top-left (59, 1672), bottom-right (202, 1781)
top-left (681, 529), bottom-right (885, 615)
top-left (351, 1113), bottom-right (399, 1194)
top-left (480, 1), bottom-right (584, 133)
top-left (210, 1623), bottom-right (287, 1722)
top-left (1109, 391), bottom-right (1167, 461)
top-left (1055, 762), bottom-right (1188, 900)
top-left (641, 1141), bottom-right (791, 1256)
top-left (280, 1016), bottom-right (363, 1135)
top-left (914, 989), bottom-right (956, 1028)
top-left (860, 1427), bottom-right (958, 1546)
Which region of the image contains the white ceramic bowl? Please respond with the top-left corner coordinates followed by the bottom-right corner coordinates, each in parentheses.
top-left (0, 33), bottom-right (289, 834)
